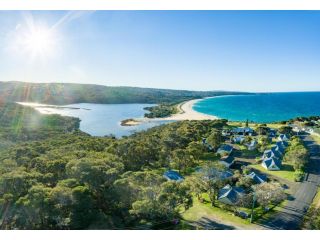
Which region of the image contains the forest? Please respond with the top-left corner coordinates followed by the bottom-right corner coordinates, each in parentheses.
top-left (1, 101), bottom-right (319, 230)
top-left (0, 81), bottom-right (251, 105)
top-left (0, 101), bottom-right (228, 229)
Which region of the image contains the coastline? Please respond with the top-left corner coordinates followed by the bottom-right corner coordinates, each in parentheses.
top-left (17, 99), bottom-right (219, 127)
top-left (159, 99), bottom-right (218, 121)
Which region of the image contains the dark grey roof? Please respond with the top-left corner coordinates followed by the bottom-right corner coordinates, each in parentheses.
top-left (218, 185), bottom-right (245, 205)
top-left (271, 146), bottom-right (282, 158)
top-left (247, 171), bottom-right (267, 184)
top-left (279, 134), bottom-right (289, 141)
top-left (232, 127), bottom-right (254, 133)
top-left (163, 170), bottom-right (184, 181)
top-left (218, 144), bottom-right (233, 152)
top-left (220, 171), bottom-right (234, 179)
top-left (263, 157), bottom-right (282, 169)
top-left (220, 155), bottom-right (234, 165)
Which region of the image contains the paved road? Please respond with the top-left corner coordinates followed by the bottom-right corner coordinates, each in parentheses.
top-left (261, 134), bottom-right (320, 229)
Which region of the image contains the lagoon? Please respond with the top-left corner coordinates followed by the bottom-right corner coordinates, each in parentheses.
top-left (27, 103), bottom-right (173, 137)
top-left (193, 92), bottom-right (320, 123)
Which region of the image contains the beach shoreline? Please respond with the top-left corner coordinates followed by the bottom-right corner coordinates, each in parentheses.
top-left (158, 99), bottom-right (218, 121)
top-left (130, 99), bottom-right (218, 125)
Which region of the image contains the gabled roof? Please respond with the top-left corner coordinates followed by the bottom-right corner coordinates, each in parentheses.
top-left (232, 127), bottom-right (254, 133)
top-left (218, 144), bottom-right (233, 152)
top-left (263, 149), bottom-right (275, 159)
top-left (278, 134), bottom-right (289, 141)
top-left (247, 171), bottom-right (267, 184)
top-left (163, 170), bottom-right (184, 182)
top-left (218, 184), bottom-right (245, 205)
top-left (263, 147), bottom-right (282, 159)
top-left (262, 157), bottom-right (282, 170)
top-left (271, 146), bottom-right (283, 157)
top-left (275, 142), bottom-right (286, 153)
top-left (233, 136), bottom-right (245, 141)
top-left (220, 155), bottom-right (235, 166)
top-left (220, 171), bottom-right (234, 179)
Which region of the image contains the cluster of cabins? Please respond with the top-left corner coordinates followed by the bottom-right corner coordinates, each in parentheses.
top-left (217, 170), bottom-right (267, 207)
top-left (261, 134), bottom-right (289, 171)
top-left (163, 168), bottom-right (267, 207)
top-left (162, 127), bottom-right (290, 210)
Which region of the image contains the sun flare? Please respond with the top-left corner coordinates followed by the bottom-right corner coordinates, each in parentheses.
top-left (25, 27), bottom-right (55, 57)
top-left (10, 17), bottom-right (59, 61)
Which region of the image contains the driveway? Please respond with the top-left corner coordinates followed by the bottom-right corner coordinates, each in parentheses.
top-left (260, 134), bottom-right (320, 229)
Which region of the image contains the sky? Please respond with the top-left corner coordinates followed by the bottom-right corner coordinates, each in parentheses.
top-left (0, 10), bottom-right (319, 92)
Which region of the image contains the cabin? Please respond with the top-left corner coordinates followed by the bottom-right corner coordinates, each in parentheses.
top-left (218, 184), bottom-right (245, 205)
top-left (220, 170), bottom-right (234, 179)
top-left (222, 129), bottom-right (232, 137)
top-left (219, 155), bottom-right (235, 168)
top-left (276, 140), bottom-right (288, 148)
top-left (275, 141), bottom-right (287, 154)
top-left (163, 170), bottom-right (184, 182)
top-left (231, 127), bottom-right (254, 136)
top-left (232, 136), bottom-right (245, 144)
top-left (268, 128), bottom-right (277, 137)
top-left (262, 157), bottom-right (282, 171)
top-left (246, 171), bottom-right (267, 184)
top-left (292, 126), bottom-right (303, 135)
top-left (246, 140), bottom-right (258, 151)
top-left (272, 146), bottom-right (284, 157)
top-left (262, 148), bottom-right (281, 160)
top-left (217, 144), bottom-right (233, 156)
top-left (278, 134), bottom-right (289, 142)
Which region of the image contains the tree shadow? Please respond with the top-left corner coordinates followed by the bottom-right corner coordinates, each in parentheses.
top-left (189, 217), bottom-right (236, 230)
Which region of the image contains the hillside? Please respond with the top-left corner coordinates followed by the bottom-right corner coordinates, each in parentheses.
top-left (0, 81), bottom-right (252, 105)
top-left (0, 101), bottom-right (80, 149)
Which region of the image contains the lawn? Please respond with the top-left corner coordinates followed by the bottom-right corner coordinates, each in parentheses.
top-left (311, 134), bottom-right (320, 145)
top-left (251, 163), bottom-right (296, 182)
top-left (311, 187), bottom-right (320, 208)
top-left (181, 196), bottom-right (252, 229)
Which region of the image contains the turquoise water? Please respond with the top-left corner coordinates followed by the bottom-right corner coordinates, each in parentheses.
top-left (193, 92), bottom-right (320, 123)
top-left (38, 103), bottom-right (173, 137)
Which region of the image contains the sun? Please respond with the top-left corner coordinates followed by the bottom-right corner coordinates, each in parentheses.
top-left (23, 26), bottom-right (57, 59)
top-left (9, 18), bottom-right (60, 61)
top-left (25, 28), bottom-right (54, 55)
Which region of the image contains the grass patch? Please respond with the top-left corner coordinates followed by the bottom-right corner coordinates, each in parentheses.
top-left (255, 200), bottom-right (288, 223)
top-left (311, 134), bottom-right (320, 145)
top-left (311, 187), bottom-right (320, 208)
top-left (241, 148), bottom-right (261, 158)
top-left (200, 152), bottom-right (220, 162)
top-left (251, 163), bottom-right (296, 182)
top-left (181, 196), bottom-right (251, 229)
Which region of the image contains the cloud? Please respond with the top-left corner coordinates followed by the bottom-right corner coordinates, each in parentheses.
top-left (52, 11), bottom-right (95, 30)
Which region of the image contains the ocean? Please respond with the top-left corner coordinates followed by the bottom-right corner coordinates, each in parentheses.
top-left (193, 92), bottom-right (320, 123)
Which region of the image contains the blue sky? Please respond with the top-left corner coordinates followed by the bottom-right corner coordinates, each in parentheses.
top-left (0, 11), bottom-right (319, 92)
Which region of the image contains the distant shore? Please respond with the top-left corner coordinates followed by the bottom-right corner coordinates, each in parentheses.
top-left (17, 102), bottom-right (91, 112)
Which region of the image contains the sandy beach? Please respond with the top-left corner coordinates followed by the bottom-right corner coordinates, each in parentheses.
top-left (160, 99), bottom-right (217, 121)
